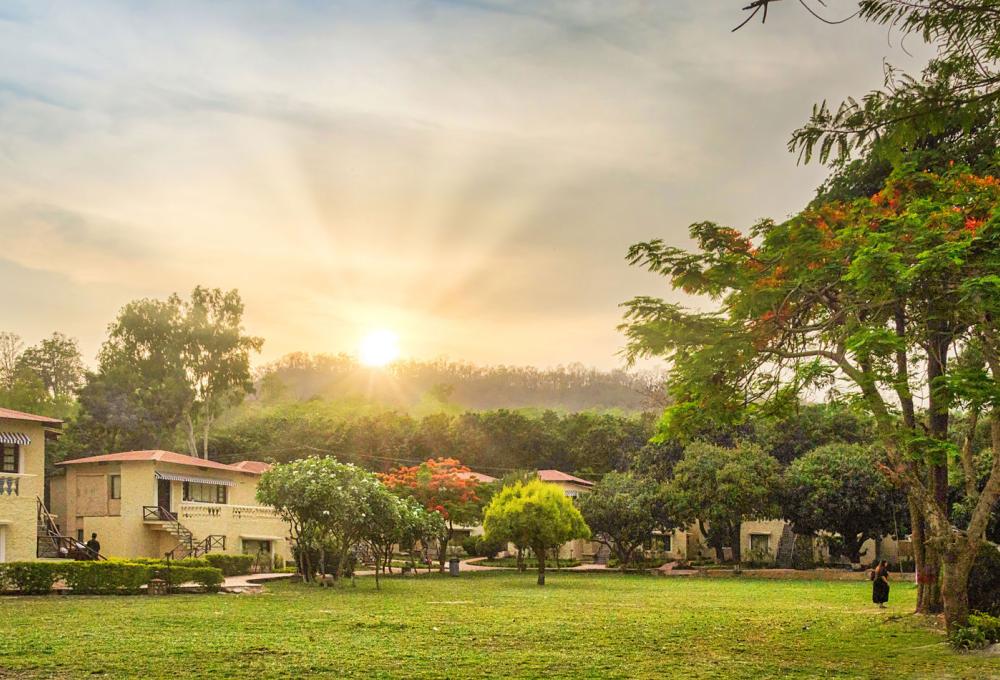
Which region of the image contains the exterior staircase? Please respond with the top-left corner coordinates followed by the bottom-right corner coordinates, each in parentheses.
top-left (36, 497), bottom-right (104, 560)
top-left (143, 506), bottom-right (225, 559)
top-left (776, 523), bottom-right (796, 568)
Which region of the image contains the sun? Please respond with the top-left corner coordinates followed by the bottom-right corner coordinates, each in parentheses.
top-left (358, 329), bottom-right (400, 367)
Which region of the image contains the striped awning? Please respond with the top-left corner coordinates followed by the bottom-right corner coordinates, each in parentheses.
top-left (0, 432), bottom-right (30, 446)
top-left (154, 471), bottom-right (235, 487)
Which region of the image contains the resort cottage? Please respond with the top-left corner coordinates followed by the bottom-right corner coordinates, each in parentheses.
top-left (49, 451), bottom-right (292, 566)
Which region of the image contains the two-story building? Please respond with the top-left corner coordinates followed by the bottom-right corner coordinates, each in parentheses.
top-left (0, 407), bottom-right (63, 563)
top-left (50, 450), bottom-right (292, 564)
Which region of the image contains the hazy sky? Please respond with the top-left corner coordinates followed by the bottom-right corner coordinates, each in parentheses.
top-left (0, 1), bottom-right (929, 369)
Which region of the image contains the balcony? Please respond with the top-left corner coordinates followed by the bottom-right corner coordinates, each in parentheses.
top-left (178, 502), bottom-right (282, 522)
top-left (0, 475), bottom-right (20, 496)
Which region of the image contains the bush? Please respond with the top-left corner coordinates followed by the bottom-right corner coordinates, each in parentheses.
top-left (152, 565), bottom-right (224, 592)
top-left (0, 563), bottom-right (65, 594)
top-left (949, 612), bottom-right (1000, 651)
top-left (462, 535), bottom-right (505, 559)
top-left (63, 562), bottom-right (152, 595)
top-left (969, 543), bottom-right (1000, 616)
top-left (125, 557), bottom-right (211, 568)
top-left (204, 554), bottom-right (254, 576)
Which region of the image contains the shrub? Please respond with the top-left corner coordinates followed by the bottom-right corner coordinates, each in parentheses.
top-left (63, 562), bottom-right (152, 595)
top-left (152, 565), bottom-right (224, 592)
top-left (950, 625), bottom-right (989, 651)
top-left (204, 554), bottom-right (254, 576)
top-left (0, 563), bottom-right (65, 594)
top-left (969, 543), bottom-right (1000, 616)
top-left (461, 535), bottom-right (479, 557)
top-left (126, 557), bottom-right (211, 568)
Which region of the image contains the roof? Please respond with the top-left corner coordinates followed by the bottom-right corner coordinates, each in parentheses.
top-left (0, 406), bottom-right (63, 425)
top-left (230, 460), bottom-right (272, 474)
top-left (57, 450), bottom-right (253, 473)
top-left (537, 469), bottom-right (594, 487)
top-left (457, 471), bottom-right (497, 484)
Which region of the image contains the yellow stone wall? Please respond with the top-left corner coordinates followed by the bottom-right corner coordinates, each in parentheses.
top-left (0, 419), bottom-right (47, 562)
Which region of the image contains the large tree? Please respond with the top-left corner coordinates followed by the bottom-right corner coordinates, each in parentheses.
top-left (621, 165), bottom-right (1000, 630)
top-left (16, 332), bottom-right (84, 400)
top-left (576, 472), bottom-right (672, 570)
top-left (782, 443), bottom-right (903, 563)
top-left (666, 442), bottom-right (782, 563)
top-left (482, 479), bottom-right (591, 586)
top-left (86, 286), bottom-right (262, 458)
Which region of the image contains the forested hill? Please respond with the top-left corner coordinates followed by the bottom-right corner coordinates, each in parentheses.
top-left (254, 353), bottom-right (665, 413)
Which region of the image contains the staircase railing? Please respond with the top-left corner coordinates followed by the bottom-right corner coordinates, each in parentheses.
top-left (146, 504), bottom-right (226, 559)
top-left (36, 497), bottom-right (104, 560)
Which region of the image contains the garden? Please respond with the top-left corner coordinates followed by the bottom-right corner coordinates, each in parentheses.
top-left (1, 572), bottom-right (997, 679)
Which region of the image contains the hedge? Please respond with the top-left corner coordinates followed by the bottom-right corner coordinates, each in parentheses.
top-left (204, 553), bottom-right (254, 576)
top-left (0, 561), bottom-right (223, 595)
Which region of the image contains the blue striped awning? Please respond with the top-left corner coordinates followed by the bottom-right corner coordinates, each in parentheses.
top-left (0, 432), bottom-right (30, 446)
top-left (154, 471), bottom-right (235, 487)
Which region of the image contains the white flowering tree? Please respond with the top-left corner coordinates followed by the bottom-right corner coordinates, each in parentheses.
top-left (258, 456), bottom-right (384, 586)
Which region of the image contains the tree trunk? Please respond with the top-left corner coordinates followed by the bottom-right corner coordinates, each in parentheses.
top-left (517, 547), bottom-right (525, 572)
top-left (925, 333), bottom-right (951, 613)
top-left (940, 544), bottom-right (976, 632)
top-left (536, 545), bottom-right (546, 586)
top-left (908, 498), bottom-right (930, 612)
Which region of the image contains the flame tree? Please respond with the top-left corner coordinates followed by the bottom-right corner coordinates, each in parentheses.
top-left (380, 458), bottom-right (482, 572)
top-left (622, 166), bottom-right (1000, 631)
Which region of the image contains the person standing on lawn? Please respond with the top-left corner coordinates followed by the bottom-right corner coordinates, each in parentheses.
top-left (871, 560), bottom-right (890, 608)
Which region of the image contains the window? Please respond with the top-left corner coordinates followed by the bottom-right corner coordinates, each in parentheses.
top-left (750, 533), bottom-right (771, 554)
top-left (109, 475), bottom-right (121, 500)
top-left (0, 444), bottom-right (19, 474)
top-left (76, 529), bottom-right (84, 542)
top-left (662, 534), bottom-right (672, 553)
top-left (183, 482), bottom-right (227, 504)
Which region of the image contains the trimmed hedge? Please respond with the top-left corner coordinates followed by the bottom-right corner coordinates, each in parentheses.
top-left (0, 561), bottom-right (223, 595)
top-left (204, 554), bottom-right (254, 576)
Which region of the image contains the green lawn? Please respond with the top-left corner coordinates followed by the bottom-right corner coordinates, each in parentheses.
top-left (1, 572), bottom-right (996, 679)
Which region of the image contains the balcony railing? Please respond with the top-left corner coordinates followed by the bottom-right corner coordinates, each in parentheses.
top-left (143, 506), bottom-right (178, 521)
top-left (178, 501), bottom-right (282, 521)
top-left (0, 475), bottom-right (19, 497)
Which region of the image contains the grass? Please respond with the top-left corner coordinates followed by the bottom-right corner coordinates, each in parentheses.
top-left (1, 572), bottom-right (997, 679)
top-left (472, 557), bottom-right (582, 568)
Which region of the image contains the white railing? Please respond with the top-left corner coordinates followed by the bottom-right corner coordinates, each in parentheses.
top-left (178, 501), bottom-right (281, 521)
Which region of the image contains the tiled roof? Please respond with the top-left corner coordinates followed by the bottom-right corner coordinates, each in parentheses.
top-left (537, 469), bottom-right (594, 487)
top-left (0, 406), bottom-right (63, 425)
top-left (229, 460), bottom-right (272, 474)
top-left (457, 471), bottom-right (497, 484)
top-left (57, 450), bottom-right (247, 472)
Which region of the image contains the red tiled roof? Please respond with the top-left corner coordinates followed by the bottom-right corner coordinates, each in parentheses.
top-left (0, 406), bottom-right (63, 425)
top-left (57, 450), bottom-right (243, 472)
top-left (230, 460), bottom-right (272, 474)
top-left (537, 469), bottom-right (594, 487)
top-left (457, 471), bottom-right (497, 484)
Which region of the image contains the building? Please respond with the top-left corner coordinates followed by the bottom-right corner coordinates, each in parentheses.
top-left (0, 407), bottom-right (63, 563)
top-left (50, 450), bottom-right (292, 564)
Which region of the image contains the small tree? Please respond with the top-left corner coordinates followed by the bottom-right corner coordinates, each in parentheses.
top-left (667, 442), bottom-right (781, 563)
top-left (483, 479), bottom-right (590, 585)
top-left (258, 457), bottom-right (381, 586)
top-left (381, 458), bottom-right (482, 572)
top-left (577, 472), bottom-right (668, 570)
top-left (782, 443), bottom-right (903, 564)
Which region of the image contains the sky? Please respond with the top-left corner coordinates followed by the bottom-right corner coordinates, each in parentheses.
top-left (0, 1), bottom-right (931, 370)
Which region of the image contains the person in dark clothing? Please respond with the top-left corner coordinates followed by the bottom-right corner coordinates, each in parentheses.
top-left (872, 559), bottom-right (890, 608)
top-left (85, 533), bottom-right (101, 559)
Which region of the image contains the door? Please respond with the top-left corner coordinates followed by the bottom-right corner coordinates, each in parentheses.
top-left (157, 478), bottom-right (172, 517)
top-left (0, 525), bottom-right (6, 562)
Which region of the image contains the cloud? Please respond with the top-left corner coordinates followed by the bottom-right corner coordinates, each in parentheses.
top-left (0, 1), bottom-right (934, 368)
